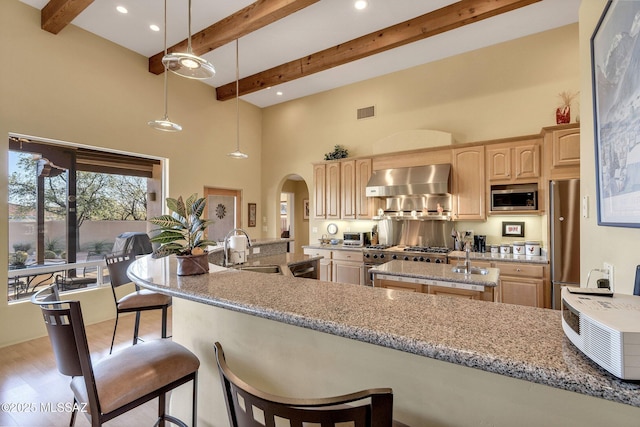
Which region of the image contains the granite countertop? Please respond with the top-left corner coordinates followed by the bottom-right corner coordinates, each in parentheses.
top-left (449, 250), bottom-right (548, 264)
top-left (370, 260), bottom-right (499, 287)
top-left (127, 255), bottom-right (640, 408)
top-left (235, 253), bottom-right (322, 277)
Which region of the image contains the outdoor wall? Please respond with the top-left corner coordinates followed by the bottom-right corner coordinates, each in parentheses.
top-left (0, 0), bottom-right (263, 346)
top-left (261, 24), bottom-right (579, 250)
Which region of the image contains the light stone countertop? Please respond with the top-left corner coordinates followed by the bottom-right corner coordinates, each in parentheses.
top-left (302, 244), bottom-right (365, 252)
top-left (449, 250), bottom-right (548, 264)
top-left (370, 260), bottom-right (499, 287)
top-left (127, 255), bottom-right (640, 409)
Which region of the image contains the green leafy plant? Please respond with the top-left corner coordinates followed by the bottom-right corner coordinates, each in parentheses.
top-left (323, 144), bottom-right (349, 161)
top-left (149, 194), bottom-right (216, 258)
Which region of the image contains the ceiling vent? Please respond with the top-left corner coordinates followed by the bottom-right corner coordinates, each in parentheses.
top-left (357, 105), bottom-right (375, 120)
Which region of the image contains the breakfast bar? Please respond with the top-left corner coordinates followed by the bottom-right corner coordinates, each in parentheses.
top-left (128, 255), bottom-right (640, 427)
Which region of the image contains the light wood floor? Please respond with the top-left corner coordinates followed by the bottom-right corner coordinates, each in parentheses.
top-left (0, 309), bottom-right (173, 426)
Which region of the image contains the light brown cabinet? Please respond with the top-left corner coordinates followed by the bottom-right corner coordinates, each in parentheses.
top-left (494, 262), bottom-right (545, 308)
top-left (303, 248), bottom-right (333, 282)
top-left (452, 146), bottom-right (485, 220)
top-left (377, 279), bottom-right (422, 292)
top-left (543, 124), bottom-right (580, 180)
top-left (332, 250), bottom-right (364, 285)
top-left (487, 139), bottom-right (541, 183)
top-left (355, 159), bottom-right (378, 219)
top-left (341, 160), bottom-right (356, 219)
top-left (313, 163), bottom-right (341, 219)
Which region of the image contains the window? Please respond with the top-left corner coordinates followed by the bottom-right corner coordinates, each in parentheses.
top-left (7, 135), bottom-right (162, 302)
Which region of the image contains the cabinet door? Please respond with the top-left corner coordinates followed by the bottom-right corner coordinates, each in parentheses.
top-left (500, 277), bottom-right (543, 307)
top-left (333, 261), bottom-right (363, 285)
top-left (355, 158), bottom-right (376, 219)
top-left (514, 143), bottom-right (540, 179)
top-left (341, 160), bottom-right (356, 219)
top-left (452, 146), bottom-right (485, 220)
top-left (313, 164), bottom-right (326, 218)
top-left (487, 147), bottom-right (511, 181)
top-left (326, 162), bottom-right (341, 219)
top-left (319, 259), bottom-right (332, 282)
top-left (375, 279), bottom-right (422, 292)
top-left (428, 285), bottom-right (483, 300)
top-left (552, 128), bottom-right (580, 168)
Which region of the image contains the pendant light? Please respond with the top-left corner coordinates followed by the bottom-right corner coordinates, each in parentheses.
top-left (162, 0), bottom-right (215, 80)
top-left (148, 0), bottom-right (182, 132)
top-left (228, 39), bottom-right (248, 159)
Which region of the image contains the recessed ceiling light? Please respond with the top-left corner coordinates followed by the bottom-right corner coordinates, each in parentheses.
top-left (276, 91), bottom-right (283, 96)
top-left (354, 0), bottom-right (367, 10)
top-left (150, 24), bottom-right (160, 32)
top-left (116, 6), bottom-right (128, 14)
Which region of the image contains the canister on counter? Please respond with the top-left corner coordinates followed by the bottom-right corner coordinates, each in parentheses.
top-left (525, 241), bottom-right (541, 256)
top-left (500, 243), bottom-right (511, 254)
top-left (490, 244), bottom-right (499, 254)
top-left (512, 241), bottom-right (525, 256)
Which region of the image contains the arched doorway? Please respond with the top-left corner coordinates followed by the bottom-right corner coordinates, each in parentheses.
top-left (279, 175), bottom-right (310, 253)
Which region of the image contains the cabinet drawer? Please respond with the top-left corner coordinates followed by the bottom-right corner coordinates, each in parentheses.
top-left (332, 250), bottom-right (363, 262)
top-left (303, 248), bottom-right (333, 259)
top-left (495, 262), bottom-right (544, 278)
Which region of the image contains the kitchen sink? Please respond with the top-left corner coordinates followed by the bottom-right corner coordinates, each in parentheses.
top-left (234, 265), bottom-right (282, 274)
top-left (451, 266), bottom-right (489, 275)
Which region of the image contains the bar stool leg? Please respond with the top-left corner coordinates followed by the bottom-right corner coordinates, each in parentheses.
top-left (161, 307), bottom-right (168, 339)
top-left (133, 311), bottom-right (141, 345)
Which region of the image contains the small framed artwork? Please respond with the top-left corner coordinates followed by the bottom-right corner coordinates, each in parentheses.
top-left (303, 199), bottom-right (309, 220)
top-left (502, 221), bottom-right (525, 237)
top-left (280, 202), bottom-right (287, 216)
top-left (248, 203), bottom-right (256, 227)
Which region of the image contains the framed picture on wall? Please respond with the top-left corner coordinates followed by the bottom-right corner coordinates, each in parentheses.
top-left (592, 0), bottom-right (640, 227)
top-left (303, 199), bottom-right (309, 220)
top-left (502, 221), bottom-right (524, 237)
top-left (248, 203), bottom-right (256, 227)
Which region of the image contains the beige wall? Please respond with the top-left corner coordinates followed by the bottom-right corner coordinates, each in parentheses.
top-left (579, 1), bottom-right (639, 294)
top-left (0, 1), bottom-right (263, 346)
top-left (261, 24), bottom-right (580, 247)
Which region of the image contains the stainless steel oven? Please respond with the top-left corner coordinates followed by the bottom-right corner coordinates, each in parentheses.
top-left (363, 245), bottom-right (450, 286)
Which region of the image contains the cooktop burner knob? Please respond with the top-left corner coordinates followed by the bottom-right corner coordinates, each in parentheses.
top-left (435, 259), bottom-right (441, 263)
top-left (380, 254), bottom-right (385, 259)
top-left (419, 257), bottom-right (425, 262)
top-left (364, 253), bottom-right (370, 259)
top-left (412, 257), bottom-right (418, 262)
top-left (373, 254), bottom-right (378, 259)
top-left (425, 258), bottom-right (431, 262)
top-left (403, 256), bottom-right (409, 261)
top-left (392, 254), bottom-right (398, 260)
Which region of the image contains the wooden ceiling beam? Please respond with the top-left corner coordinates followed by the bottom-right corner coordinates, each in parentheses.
top-left (149, 0), bottom-right (320, 75)
top-left (41, 0), bottom-right (94, 34)
top-left (216, 0), bottom-right (541, 101)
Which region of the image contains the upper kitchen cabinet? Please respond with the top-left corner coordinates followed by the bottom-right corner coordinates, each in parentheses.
top-left (452, 146), bottom-right (485, 220)
top-left (313, 162), bottom-right (340, 219)
top-left (486, 139), bottom-right (541, 183)
top-left (354, 159), bottom-right (379, 219)
top-left (543, 123), bottom-right (580, 180)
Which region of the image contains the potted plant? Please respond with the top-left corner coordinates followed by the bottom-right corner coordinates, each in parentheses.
top-left (149, 194), bottom-right (216, 275)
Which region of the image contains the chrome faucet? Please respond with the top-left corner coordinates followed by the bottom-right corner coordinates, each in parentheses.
top-left (223, 228), bottom-right (252, 267)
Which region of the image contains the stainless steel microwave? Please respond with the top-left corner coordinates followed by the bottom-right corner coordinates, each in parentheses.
top-left (490, 184), bottom-right (538, 211)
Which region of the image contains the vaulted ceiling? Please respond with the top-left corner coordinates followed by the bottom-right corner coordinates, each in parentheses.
top-left (21, 0), bottom-right (580, 107)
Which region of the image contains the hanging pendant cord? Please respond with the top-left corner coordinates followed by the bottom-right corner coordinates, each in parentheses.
top-left (187, 0), bottom-right (193, 53)
top-left (236, 39), bottom-right (240, 151)
top-left (162, 0), bottom-right (169, 118)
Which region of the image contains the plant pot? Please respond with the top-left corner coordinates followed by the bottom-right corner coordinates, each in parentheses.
top-left (176, 253), bottom-right (209, 276)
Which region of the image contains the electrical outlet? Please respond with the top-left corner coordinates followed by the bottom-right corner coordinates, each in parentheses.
top-left (312, 227), bottom-right (318, 233)
top-left (252, 247), bottom-right (261, 254)
top-left (604, 262), bottom-right (614, 289)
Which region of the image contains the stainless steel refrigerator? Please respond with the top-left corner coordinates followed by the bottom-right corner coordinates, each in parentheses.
top-left (550, 179), bottom-right (581, 309)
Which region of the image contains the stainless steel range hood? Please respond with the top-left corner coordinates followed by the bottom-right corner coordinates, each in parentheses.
top-left (366, 164), bottom-right (452, 220)
top-left (365, 164), bottom-right (451, 197)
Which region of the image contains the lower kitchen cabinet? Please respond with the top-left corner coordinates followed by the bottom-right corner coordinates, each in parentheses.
top-left (332, 250), bottom-right (364, 285)
top-left (374, 276), bottom-right (494, 301)
top-left (376, 279), bottom-right (422, 292)
top-left (494, 262), bottom-right (545, 308)
top-left (303, 248), bottom-right (333, 282)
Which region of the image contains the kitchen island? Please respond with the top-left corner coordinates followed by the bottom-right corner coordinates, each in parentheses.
top-left (128, 255), bottom-right (640, 427)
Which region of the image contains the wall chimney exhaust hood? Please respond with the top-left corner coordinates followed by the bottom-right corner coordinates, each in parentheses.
top-left (365, 164), bottom-right (451, 197)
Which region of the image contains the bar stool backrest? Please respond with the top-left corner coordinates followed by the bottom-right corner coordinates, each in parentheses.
top-left (214, 342), bottom-right (394, 427)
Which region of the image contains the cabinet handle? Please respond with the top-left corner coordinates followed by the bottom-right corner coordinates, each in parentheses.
top-left (516, 268), bottom-right (521, 272)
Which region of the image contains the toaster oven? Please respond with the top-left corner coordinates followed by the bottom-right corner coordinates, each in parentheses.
top-left (343, 232), bottom-right (371, 247)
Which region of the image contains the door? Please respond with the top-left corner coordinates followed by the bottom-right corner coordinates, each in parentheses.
top-left (204, 187), bottom-right (242, 243)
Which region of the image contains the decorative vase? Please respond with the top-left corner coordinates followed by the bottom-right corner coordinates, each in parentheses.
top-left (176, 253), bottom-right (209, 276)
top-left (556, 106), bottom-right (570, 124)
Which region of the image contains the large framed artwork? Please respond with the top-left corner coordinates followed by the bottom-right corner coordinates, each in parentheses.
top-left (592, 0), bottom-right (640, 227)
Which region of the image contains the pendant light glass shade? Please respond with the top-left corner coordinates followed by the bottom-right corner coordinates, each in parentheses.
top-left (228, 39), bottom-right (248, 159)
top-left (149, 0), bottom-right (182, 132)
top-left (163, 0), bottom-right (215, 80)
